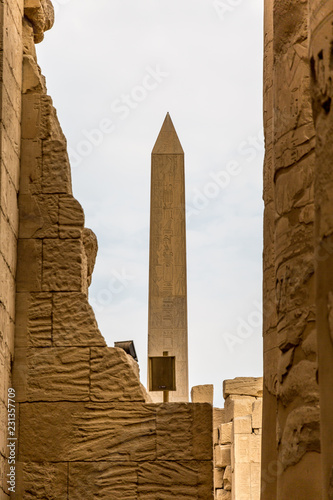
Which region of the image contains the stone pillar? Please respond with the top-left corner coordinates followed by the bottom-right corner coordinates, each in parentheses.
top-left (309, 1), bottom-right (333, 497)
top-left (262, 0), bottom-right (322, 497)
top-left (148, 113), bottom-right (189, 403)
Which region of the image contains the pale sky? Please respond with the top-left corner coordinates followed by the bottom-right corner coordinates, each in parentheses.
top-left (37, 0), bottom-right (264, 408)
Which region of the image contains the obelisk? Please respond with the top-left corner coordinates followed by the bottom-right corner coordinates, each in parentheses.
top-left (147, 113), bottom-right (189, 403)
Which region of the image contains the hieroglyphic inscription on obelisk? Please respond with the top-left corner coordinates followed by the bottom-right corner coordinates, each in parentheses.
top-left (148, 113), bottom-right (189, 402)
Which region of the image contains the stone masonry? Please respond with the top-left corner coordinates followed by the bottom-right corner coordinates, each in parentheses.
top-left (192, 378), bottom-right (263, 500)
top-left (0, 2), bottom-right (214, 498)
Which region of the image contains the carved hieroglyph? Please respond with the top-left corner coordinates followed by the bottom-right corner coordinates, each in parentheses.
top-left (148, 114), bottom-right (189, 402)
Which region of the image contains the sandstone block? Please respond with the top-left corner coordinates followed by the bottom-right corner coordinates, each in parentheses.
top-left (16, 462), bottom-right (68, 499)
top-left (220, 422), bottom-right (232, 444)
top-left (15, 292), bottom-right (52, 348)
top-left (18, 193), bottom-right (58, 239)
top-left (252, 398), bottom-right (262, 429)
top-left (20, 402), bottom-right (157, 462)
top-left (21, 94), bottom-right (42, 139)
top-left (224, 395), bottom-right (255, 422)
top-left (223, 465), bottom-right (232, 491)
top-left (156, 403), bottom-right (212, 461)
top-left (59, 195), bottom-right (84, 226)
top-left (14, 347), bottom-right (90, 402)
top-left (233, 415), bottom-right (252, 435)
top-left (233, 463), bottom-right (251, 500)
top-left (138, 461), bottom-right (213, 499)
top-left (250, 433), bottom-right (262, 463)
top-left (16, 239), bottom-right (42, 293)
top-left (69, 462), bottom-right (138, 500)
top-left (42, 139), bottom-right (72, 194)
top-left (20, 139), bottom-right (42, 194)
top-left (223, 377), bottom-right (263, 399)
top-left (52, 292), bottom-right (106, 346)
top-left (234, 434), bottom-right (250, 463)
top-left (42, 239), bottom-right (82, 291)
top-left (22, 54), bottom-right (44, 93)
top-left (215, 445), bottom-right (231, 468)
top-left (216, 489), bottom-right (231, 500)
top-left (191, 384), bottom-right (214, 404)
top-left (214, 467), bottom-right (224, 489)
top-left (90, 347), bottom-right (146, 402)
top-left (213, 407), bottom-right (226, 426)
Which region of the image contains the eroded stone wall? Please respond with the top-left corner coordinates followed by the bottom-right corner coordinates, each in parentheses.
top-left (0, 2), bottom-right (214, 498)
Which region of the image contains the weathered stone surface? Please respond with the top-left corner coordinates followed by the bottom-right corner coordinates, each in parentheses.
top-left (24, 0), bottom-right (54, 43)
top-left (252, 398), bottom-right (262, 429)
top-left (20, 402), bottom-right (157, 462)
top-left (90, 347), bottom-right (147, 402)
top-left (216, 489), bottom-right (231, 500)
top-left (19, 193), bottom-right (58, 238)
top-left (20, 139), bottom-right (42, 194)
top-left (233, 415), bottom-right (252, 435)
top-left (42, 139), bottom-right (72, 194)
top-left (224, 395), bottom-right (255, 422)
top-left (22, 54), bottom-right (45, 93)
top-left (16, 462), bottom-right (67, 499)
top-left (138, 461), bottom-right (213, 499)
top-left (15, 347), bottom-right (90, 402)
top-left (223, 377), bottom-right (263, 399)
top-left (42, 239), bottom-right (82, 291)
top-left (16, 239), bottom-right (42, 292)
top-left (213, 408), bottom-right (226, 426)
top-left (156, 403), bottom-right (212, 461)
top-left (223, 465), bottom-right (232, 491)
top-left (215, 445), bottom-right (231, 468)
top-left (280, 405), bottom-right (320, 469)
top-left (214, 467), bottom-right (223, 489)
top-left (15, 293), bottom-right (52, 347)
top-left (52, 292), bottom-right (106, 346)
top-left (69, 462), bottom-right (138, 500)
top-left (277, 360), bottom-right (319, 407)
top-left (220, 422), bottom-right (232, 445)
top-left (191, 384), bottom-right (214, 404)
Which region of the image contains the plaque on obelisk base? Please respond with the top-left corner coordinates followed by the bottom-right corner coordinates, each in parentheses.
top-left (147, 113), bottom-right (189, 403)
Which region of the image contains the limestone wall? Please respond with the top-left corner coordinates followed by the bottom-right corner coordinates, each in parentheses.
top-left (0, 2), bottom-right (214, 498)
top-left (0, 1), bottom-right (24, 497)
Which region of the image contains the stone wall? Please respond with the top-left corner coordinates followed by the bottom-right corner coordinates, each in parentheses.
top-left (0, 2), bottom-right (214, 498)
top-left (193, 378), bottom-right (263, 500)
top-left (0, 0), bottom-right (24, 497)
